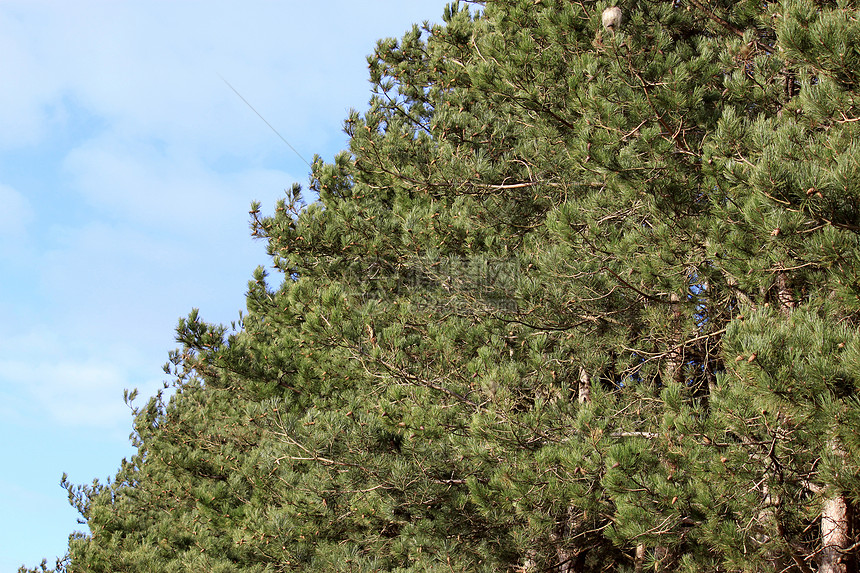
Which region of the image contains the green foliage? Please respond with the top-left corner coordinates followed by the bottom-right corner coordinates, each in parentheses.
top-left (37, 1), bottom-right (860, 571)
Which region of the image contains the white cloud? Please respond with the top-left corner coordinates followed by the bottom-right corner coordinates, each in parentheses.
top-left (0, 7), bottom-right (59, 148)
top-left (61, 135), bottom-right (295, 231)
top-left (0, 182), bottom-right (33, 238)
top-left (0, 2), bottom-right (364, 157)
top-left (12, 361), bottom-right (132, 427)
top-left (0, 320), bottom-right (162, 428)
top-left (33, 219), bottom-right (260, 343)
top-left (0, 1), bottom-right (450, 160)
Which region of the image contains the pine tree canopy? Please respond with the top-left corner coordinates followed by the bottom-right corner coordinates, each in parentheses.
top-left (26, 1), bottom-right (860, 572)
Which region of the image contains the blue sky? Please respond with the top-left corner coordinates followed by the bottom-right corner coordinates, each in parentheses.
top-left (0, 1), bottom-right (451, 569)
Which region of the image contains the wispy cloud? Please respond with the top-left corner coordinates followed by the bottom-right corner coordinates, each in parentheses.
top-left (0, 182), bottom-right (33, 238)
top-left (62, 136), bottom-right (295, 230)
top-left (2, 358), bottom-right (144, 429)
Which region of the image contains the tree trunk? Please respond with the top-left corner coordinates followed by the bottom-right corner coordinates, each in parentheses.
top-left (663, 293), bottom-right (684, 386)
top-left (634, 543), bottom-right (646, 573)
top-left (820, 438), bottom-right (851, 573)
top-left (775, 270), bottom-right (796, 315)
top-left (820, 495), bottom-right (849, 573)
top-left (578, 367), bottom-right (591, 404)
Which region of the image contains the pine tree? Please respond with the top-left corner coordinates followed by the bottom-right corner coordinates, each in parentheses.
top-left (38, 1), bottom-right (860, 572)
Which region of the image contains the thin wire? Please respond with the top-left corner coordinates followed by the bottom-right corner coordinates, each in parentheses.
top-left (217, 73), bottom-right (312, 169)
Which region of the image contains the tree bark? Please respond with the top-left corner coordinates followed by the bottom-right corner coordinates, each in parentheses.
top-left (820, 495), bottom-right (849, 573)
top-left (663, 293), bottom-right (684, 386)
top-left (633, 543), bottom-right (646, 573)
top-left (775, 270), bottom-right (796, 315)
top-left (820, 438), bottom-right (851, 573)
top-left (578, 367), bottom-right (591, 404)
